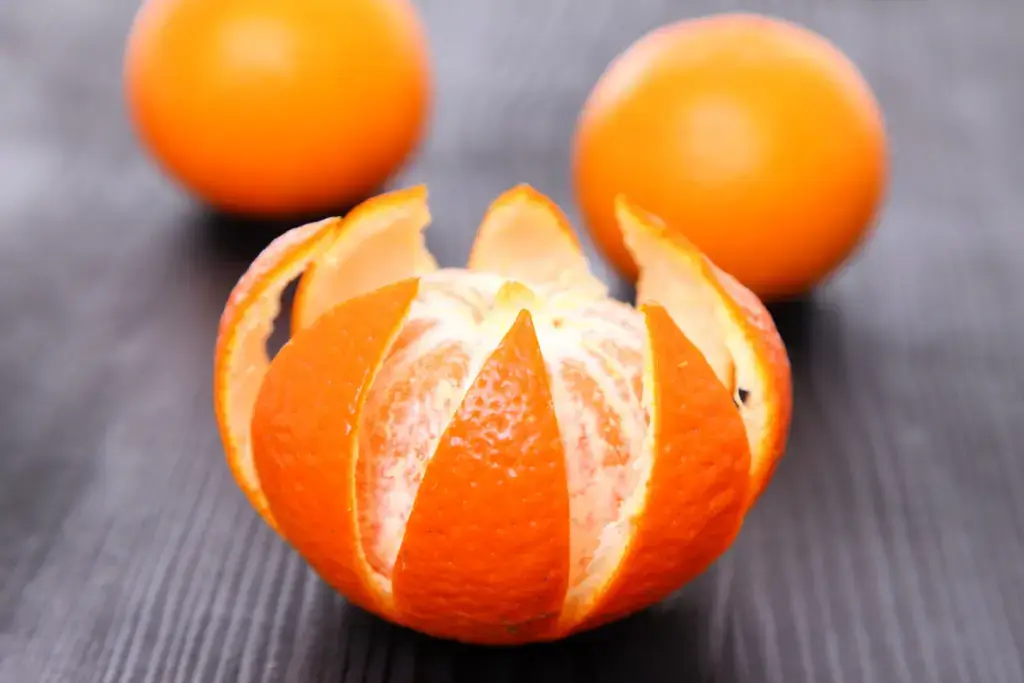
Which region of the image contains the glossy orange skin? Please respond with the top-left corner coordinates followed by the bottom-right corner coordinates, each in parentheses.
top-left (573, 13), bottom-right (888, 299)
top-left (124, 0), bottom-right (430, 215)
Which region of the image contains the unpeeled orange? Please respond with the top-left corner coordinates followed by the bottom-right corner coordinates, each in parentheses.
top-left (124, 0), bottom-right (430, 216)
top-left (213, 185), bottom-right (792, 644)
top-left (573, 13), bottom-right (888, 299)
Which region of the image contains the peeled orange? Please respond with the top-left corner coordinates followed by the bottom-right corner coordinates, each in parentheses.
top-left (213, 185), bottom-right (792, 644)
top-left (124, 0), bottom-right (430, 216)
top-left (573, 12), bottom-right (888, 300)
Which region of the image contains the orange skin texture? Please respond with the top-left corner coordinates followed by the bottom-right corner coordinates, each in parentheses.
top-left (572, 12), bottom-right (888, 299)
top-left (251, 279), bottom-right (420, 618)
top-left (571, 303), bottom-right (750, 632)
top-left (213, 216), bottom-right (340, 530)
top-left (393, 312), bottom-right (571, 643)
top-left (576, 304), bottom-right (749, 632)
top-left (214, 184), bottom-right (792, 645)
top-left (124, 0), bottom-right (430, 215)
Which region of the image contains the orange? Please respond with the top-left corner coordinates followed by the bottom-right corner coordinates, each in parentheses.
top-left (572, 12), bottom-right (888, 300)
top-left (124, 0), bottom-right (430, 216)
top-left (213, 184), bottom-right (792, 644)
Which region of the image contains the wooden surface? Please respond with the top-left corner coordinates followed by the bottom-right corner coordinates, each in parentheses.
top-left (3, 0), bottom-right (1024, 681)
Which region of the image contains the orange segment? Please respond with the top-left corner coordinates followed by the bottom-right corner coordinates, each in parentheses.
top-left (352, 272), bottom-right (509, 586)
top-left (570, 303), bottom-right (750, 633)
top-left (213, 217), bottom-right (340, 531)
top-left (292, 186), bottom-right (436, 332)
top-left (250, 279), bottom-right (420, 616)
top-left (468, 184), bottom-right (606, 297)
top-left (392, 310), bottom-right (571, 645)
top-left (546, 352), bottom-right (644, 618)
top-left (617, 196), bottom-right (791, 501)
top-left (357, 337), bottom-right (474, 577)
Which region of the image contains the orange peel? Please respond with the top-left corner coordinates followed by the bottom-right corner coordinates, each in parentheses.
top-left (617, 197), bottom-right (791, 500)
top-left (213, 184), bottom-right (791, 643)
top-left (213, 216), bottom-right (340, 530)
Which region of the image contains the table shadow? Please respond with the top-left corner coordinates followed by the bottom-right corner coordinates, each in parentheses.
top-left (193, 202), bottom-right (361, 268)
top-left (295, 592), bottom-right (736, 683)
top-left (767, 297), bottom-right (814, 358)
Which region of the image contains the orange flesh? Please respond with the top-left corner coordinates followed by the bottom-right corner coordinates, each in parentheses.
top-left (354, 269), bottom-right (649, 605)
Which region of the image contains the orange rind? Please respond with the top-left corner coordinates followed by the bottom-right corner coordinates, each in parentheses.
top-left (213, 184), bottom-right (791, 644)
top-left (617, 197), bottom-right (791, 500)
top-left (292, 185), bottom-right (436, 333)
top-left (213, 216), bottom-right (340, 531)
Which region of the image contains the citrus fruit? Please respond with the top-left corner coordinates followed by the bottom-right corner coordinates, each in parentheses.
top-left (124, 0), bottom-right (430, 216)
top-left (572, 12), bottom-right (888, 300)
top-left (213, 184), bottom-right (792, 644)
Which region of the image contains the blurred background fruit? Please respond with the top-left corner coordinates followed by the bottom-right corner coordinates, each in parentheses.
top-left (124, 0), bottom-right (431, 216)
top-left (572, 12), bottom-right (887, 300)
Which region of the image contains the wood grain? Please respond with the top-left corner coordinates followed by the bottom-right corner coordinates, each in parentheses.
top-left (2, 0), bottom-right (1023, 680)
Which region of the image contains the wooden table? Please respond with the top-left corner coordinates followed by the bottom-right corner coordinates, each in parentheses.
top-left (3, 0), bottom-right (1023, 680)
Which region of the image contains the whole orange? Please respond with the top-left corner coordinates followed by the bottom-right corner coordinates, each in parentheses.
top-left (124, 0), bottom-right (430, 216)
top-left (572, 13), bottom-right (887, 299)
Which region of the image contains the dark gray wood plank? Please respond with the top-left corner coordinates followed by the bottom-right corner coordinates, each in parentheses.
top-left (2, 0), bottom-right (1023, 681)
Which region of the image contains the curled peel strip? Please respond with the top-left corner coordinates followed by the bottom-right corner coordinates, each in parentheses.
top-left (469, 183), bottom-right (607, 298)
top-left (293, 185), bottom-right (436, 333)
top-left (618, 196), bottom-right (792, 502)
top-left (213, 217), bottom-right (340, 531)
top-left (214, 187), bottom-right (436, 533)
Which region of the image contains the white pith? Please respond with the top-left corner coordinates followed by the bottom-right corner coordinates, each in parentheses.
top-left (355, 268), bottom-right (654, 611)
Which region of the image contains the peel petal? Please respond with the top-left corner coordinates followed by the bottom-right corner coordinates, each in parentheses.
top-left (251, 279), bottom-right (420, 616)
top-left (393, 310), bottom-right (571, 644)
top-left (617, 197), bottom-right (792, 502)
top-left (292, 186), bottom-right (436, 333)
top-left (213, 218), bottom-right (340, 531)
top-left (570, 304), bottom-right (750, 634)
top-left (709, 263), bottom-right (793, 495)
top-left (468, 184), bottom-right (606, 297)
